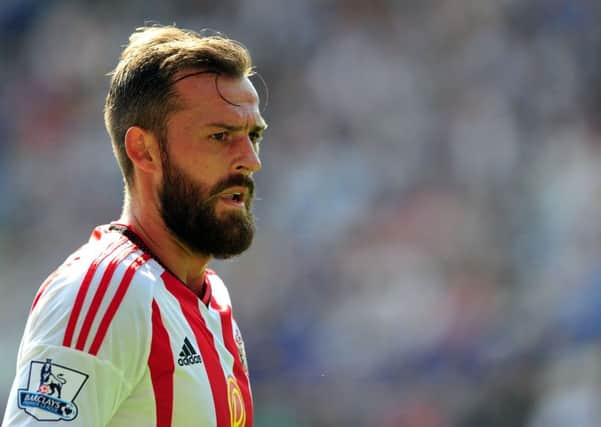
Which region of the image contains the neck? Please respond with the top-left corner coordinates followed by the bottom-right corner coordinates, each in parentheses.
top-left (118, 200), bottom-right (210, 295)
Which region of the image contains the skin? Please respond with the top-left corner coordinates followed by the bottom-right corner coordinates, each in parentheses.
top-left (119, 71), bottom-right (266, 295)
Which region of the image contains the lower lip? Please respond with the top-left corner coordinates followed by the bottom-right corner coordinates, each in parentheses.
top-left (219, 197), bottom-right (245, 208)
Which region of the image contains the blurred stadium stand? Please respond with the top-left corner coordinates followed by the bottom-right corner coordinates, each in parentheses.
top-left (4, 0), bottom-right (601, 425)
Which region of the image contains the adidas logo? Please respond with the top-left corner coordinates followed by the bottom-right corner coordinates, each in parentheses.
top-left (177, 337), bottom-right (202, 366)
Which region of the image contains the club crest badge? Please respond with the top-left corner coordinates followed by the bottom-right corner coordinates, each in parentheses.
top-left (17, 358), bottom-right (88, 421)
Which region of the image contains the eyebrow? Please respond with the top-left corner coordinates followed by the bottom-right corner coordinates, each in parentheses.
top-left (205, 121), bottom-right (268, 133)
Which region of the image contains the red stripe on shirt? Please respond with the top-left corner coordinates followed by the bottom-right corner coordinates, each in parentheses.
top-left (63, 238), bottom-right (127, 347)
top-left (88, 253), bottom-right (151, 355)
top-left (75, 244), bottom-right (137, 351)
top-left (149, 300), bottom-right (175, 427)
top-left (218, 307), bottom-right (253, 427)
top-left (163, 272), bottom-right (230, 427)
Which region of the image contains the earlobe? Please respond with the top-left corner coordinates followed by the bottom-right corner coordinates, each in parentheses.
top-left (124, 126), bottom-right (160, 173)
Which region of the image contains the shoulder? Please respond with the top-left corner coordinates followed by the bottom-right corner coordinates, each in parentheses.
top-left (20, 225), bottom-right (170, 389)
top-left (26, 225), bottom-right (161, 355)
top-left (205, 269), bottom-right (251, 375)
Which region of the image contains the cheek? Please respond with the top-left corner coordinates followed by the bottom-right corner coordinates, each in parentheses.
top-left (180, 151), bottom-right (221, 176)
top-left (167, 145), bottom-right (230, 191)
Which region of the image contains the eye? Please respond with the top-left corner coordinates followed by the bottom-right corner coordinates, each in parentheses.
top-left (209, 132), bottom-right (229, 141)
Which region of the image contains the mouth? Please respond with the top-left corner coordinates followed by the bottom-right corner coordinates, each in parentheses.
top-left (217, 187), bottom-right (249, 208)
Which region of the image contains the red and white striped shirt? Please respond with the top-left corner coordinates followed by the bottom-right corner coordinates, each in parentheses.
top-left (2, 224), bottom-right (252, 427)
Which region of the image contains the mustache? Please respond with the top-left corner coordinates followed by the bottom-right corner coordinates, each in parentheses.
top-left (209, 174), bottom-right (255, 198)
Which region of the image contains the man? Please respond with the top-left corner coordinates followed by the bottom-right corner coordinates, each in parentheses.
top-left (2, 24), bottom-right (266, 427)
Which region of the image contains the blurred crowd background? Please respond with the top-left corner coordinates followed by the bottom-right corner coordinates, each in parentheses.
top-left (3, 0), bottom-right (601, 425)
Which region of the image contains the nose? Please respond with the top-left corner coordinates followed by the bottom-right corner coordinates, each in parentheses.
top-left (234, 136), bottom-right (262, 174)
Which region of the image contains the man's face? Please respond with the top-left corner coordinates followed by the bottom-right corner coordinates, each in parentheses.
top-left (159, 152), bottom-right (256, 258)
top-left (158, 73), bottom-right (266, 258)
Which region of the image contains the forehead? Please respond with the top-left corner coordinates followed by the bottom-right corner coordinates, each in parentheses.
top-left (172, 72), bottom-right (263, 125)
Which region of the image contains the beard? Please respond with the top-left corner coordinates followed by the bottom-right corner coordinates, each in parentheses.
top-left (158, 156), bottom-right (256, 259)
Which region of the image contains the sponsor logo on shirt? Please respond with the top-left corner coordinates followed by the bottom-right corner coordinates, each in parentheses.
top-left (178, 337), bottom-right (202, 366)
top-left (17, 358), bottom-right (88, 422)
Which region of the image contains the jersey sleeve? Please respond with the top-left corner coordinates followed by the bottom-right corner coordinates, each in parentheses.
top-left (231, 318), bottom-right (250, 377)
top-left (2, 344), bottom-right (131, 426)
top-left (2, 255), bottom-right (153, 427)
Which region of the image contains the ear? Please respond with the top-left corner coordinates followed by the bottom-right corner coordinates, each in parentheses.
top-left (124, 126), bottom-right (161, 174)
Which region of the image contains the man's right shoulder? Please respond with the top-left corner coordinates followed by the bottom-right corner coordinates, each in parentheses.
top-left (26, 225), bottom-right (161, 349)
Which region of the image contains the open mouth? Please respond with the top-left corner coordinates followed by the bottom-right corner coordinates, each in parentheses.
top-left (220, 191), bottom-right (245, 205)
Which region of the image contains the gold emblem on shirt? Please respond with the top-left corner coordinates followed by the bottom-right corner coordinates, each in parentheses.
top-left (227, 375), bottom-right (246, 427)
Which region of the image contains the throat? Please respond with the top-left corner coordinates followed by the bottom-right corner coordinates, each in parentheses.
top-left (186, 273), bottom-right (208, 296)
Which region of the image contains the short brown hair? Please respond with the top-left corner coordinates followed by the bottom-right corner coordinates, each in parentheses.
top-left (104, 25), bottom-right (254, 186)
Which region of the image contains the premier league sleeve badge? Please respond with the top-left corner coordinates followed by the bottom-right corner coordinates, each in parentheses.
top-left (17, 358), bottom-right (89, 421)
